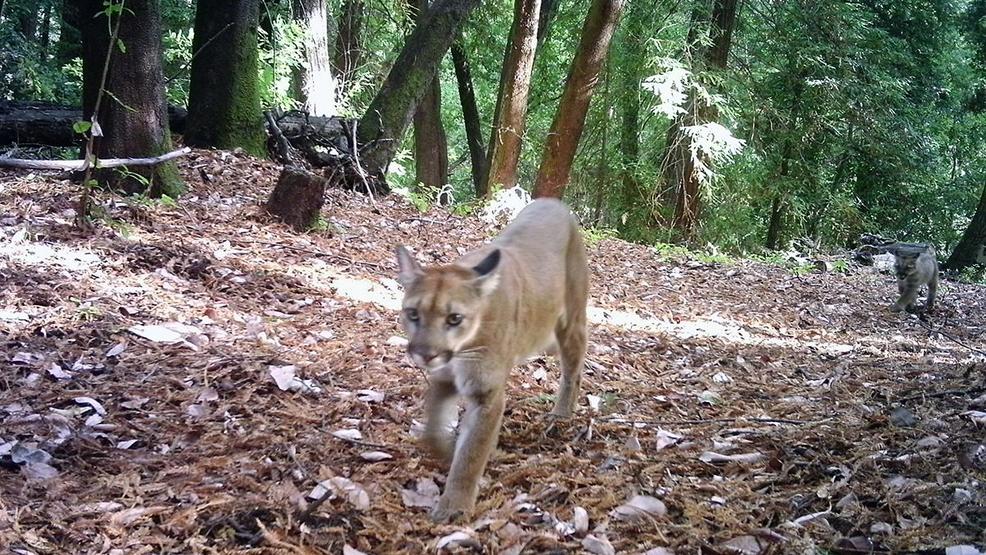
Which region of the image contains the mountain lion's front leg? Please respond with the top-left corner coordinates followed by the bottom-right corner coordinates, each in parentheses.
top-left (422, 379), bottom-right (458, 463)
top-left (430, 388), bottom-right (505, 522)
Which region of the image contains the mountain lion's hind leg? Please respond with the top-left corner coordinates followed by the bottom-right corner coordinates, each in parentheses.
top-left (549, 317), bottom-right (586, 419)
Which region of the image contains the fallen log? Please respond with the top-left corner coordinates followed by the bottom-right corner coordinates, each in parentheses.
top-left (0, 101), bottom-right (188, 147)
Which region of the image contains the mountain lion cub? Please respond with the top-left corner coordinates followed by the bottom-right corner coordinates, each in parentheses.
top-left (395, 199), bottom-right (589, 522)
top-left (891, 245), bottom-right (938, 312)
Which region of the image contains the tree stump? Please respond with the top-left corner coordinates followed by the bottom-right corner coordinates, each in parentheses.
top-left (266, 168), bottom-right (327, 231)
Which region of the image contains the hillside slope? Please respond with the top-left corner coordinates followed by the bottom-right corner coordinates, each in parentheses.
top-left (2, 151), bottom-right (985, 553)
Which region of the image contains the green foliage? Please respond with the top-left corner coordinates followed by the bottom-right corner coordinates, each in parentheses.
top-left (581, 226), bottom-right (618, 247)
top-left (958, 265), bottom-right (986, 284)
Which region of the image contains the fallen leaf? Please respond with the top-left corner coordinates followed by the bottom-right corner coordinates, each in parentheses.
top-left (359, 451), bottom-right (393, 462)
top-left (356, 389), bottom-right (385, 403)
top-left (436, 531), bottom-right (477, 551)
top-left (400, 477), bottom-right (440, 509)
top-left (572, 506), bottom-right (589, 535)
top-left (121, 398), bottom-right (149, 410)
top-left (197, 387), bottom-right (219, 402)
top-left (74, 397), bottom-right (107, 415)
top-left (11, 443), bottom-right (52, 465)
top-left (332, 429), bottom-right (363, 441)
top-left (581, 534), bottom-right (615, 555)
top-left (21, 461), bottom-right (59, 481)
top-left (655, 429), bottom-right (681, 450)
top-left (269, 365), bottom-right (297, 390)
top-left (644, 549), bottom-right (675, 555)
top-left (720, 535), bottom-right (766, 555)
top-left (116, 440), bottom-right (138, 450)
top-left (610, 494), bottom-right (667, 522)
top-left (343, 546), bottom-right (369, 555)
top-left (699, 451), bottom-right (766, 464)
top-left (946, 547), bottom-right (986, 555)
top-left (105, 343), bottom-right (126, 357)
top-left (47, 363), bottom-right (72, 380)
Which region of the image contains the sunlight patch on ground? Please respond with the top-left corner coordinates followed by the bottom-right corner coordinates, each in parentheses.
top-left (286, 261), bottom-right (874, 356)
top-left (0, 229), bottom-right (101, 272)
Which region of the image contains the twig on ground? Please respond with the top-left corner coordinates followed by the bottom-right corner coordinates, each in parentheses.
top-left (349, 120), bottom-right (375, 204)
top-left (0, 147), bottom-right (192, 171)
top-left (915, 317), bottom-right (986, 357)
top-left (227, 238), bottom-right (387, 271)
top-left (601, 416), bottom-right (832, 426)
top-left (897, 386), bottom-right (986, 403)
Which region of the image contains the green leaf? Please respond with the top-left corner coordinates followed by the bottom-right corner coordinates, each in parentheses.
top-left (116, 39), bottom-right (126, 53)
top-left (73, 121), bottom-right (92, 134)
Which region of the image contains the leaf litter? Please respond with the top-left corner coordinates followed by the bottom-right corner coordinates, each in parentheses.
top-left (1, 151), bottom-right (985, 553)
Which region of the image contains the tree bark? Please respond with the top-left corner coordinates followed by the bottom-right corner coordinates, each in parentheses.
top-left (412, 0), bottom-right (449, 191)
top-left (80, 0), bottom-right (184, 196)
top-left (266, 168), bottom-right (327, 231)
top-left (0, 101), bottom-right (187, 147)
top-left (291, 0), bottom-right (337, 116)
top-left (483, 0), bottom-right (540, 196)
top-left (617, 1), bottom-right (642, 231)
top-left (333, 0), bottom-right (365, 87)
top-left (356, 0), bottom-right (480, 182)
top-left (663, 0), bottom-right (738, 239)
top-left (945, 183), bottom-right (986, 271)
top-left (184, 0), bottom-right (266, 156)
top-left (451, 40), bottom-right (487, 197)
top-left (536, 0), bottom-right (560, 47)
top-left (533, 0), bottom-right (624, 199)
top-left (57, 0), bottom-right (83, 64)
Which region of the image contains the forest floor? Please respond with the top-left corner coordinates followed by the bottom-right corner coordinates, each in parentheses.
top-left (2, 150), bottom-right (986, 555)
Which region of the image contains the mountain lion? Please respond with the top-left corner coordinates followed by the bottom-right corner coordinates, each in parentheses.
top-left (395, 199), bottom-right (589, 522)
top-left (892, 244), bottom-right (938, 312)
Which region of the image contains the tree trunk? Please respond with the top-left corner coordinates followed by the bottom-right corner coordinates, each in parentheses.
top-left (483, 0), bottom-right (540, 196)
top-left (412, 0), bottom-right (449, 191)
top-left (591, 61), bottom-right (610, 225)
top-left (451, 40), bottom-right (487, 197)
top-left (266, 168), bottom-right (327, 231)
top-left (291, 0), bottom-right (336, 116)
top-left (356, 0), bottom-right (480, 182)
top-left (333, 0), bottom-right (365, 88)
top-left (533, 0), bottom-right (624, 199)
top-left (184, 0), bottom-right (266, 156)
top-left (536, 0), bottom-right (560, 47)
top-left (57, 0), bottom-right (83, 64)
top-left (40, 4), bottom-right (52, 55)
top-left (80, 0), bottom-right (184, 196)
top-left (945, 183), bottom-right (986, 271)
top-left (617, 1), bottom-right (642, 231)
top-left (663, 0), bottom-right (738, 239)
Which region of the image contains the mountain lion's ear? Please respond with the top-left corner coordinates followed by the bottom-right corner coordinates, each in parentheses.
top-left (396, 246), bottom-right (423, 287)
top-left (471, 249), bottom-right (501, 296)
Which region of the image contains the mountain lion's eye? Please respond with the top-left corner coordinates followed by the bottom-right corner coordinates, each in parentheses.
top-left (446, 313), bottom-right (463, 326)
top-left (405, 308), bottom-right (419, 322)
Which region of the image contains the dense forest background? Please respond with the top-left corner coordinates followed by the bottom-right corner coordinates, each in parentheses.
top-left (2, 0), bottom-right (986, 275)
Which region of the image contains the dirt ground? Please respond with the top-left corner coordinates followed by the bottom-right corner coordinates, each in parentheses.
top-left (2, 150), bottom-right (985, 554)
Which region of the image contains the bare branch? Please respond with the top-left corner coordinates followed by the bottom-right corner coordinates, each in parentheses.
top-left (0, 147), bottom-right (192, 170)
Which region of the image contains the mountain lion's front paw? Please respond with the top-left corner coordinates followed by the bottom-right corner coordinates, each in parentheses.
top-left (421, 433), bottom-right (454, 465)
top-left (430, 494), bottom-right (471, 523)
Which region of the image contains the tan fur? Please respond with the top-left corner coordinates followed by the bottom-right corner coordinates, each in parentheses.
top-left (891, 245), bottom-right (938, 312)
top-left (395, 199), bottom-right (589, 522)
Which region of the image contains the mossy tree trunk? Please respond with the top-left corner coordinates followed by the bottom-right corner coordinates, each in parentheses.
top-left (451, 39), bottom-right (487, 197)
top-left (946, 183), bottom-right (986, 271)
top-left (356, 0), bottom-right (480, 183)
top-left (616, 0), bottom-right (642, 233)
top-left (483, 0), bottom-right (540, 197)
top-left (533, 0), bottom-right (624, 199)
top-left (80, 0), bottom-right (184, 197)
top-left (291, 0), bottom-right (336, 116)
top-left (412, 0), bottom-right (449, 192)
top-left (184, 0), bottom-right (266, 156)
